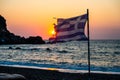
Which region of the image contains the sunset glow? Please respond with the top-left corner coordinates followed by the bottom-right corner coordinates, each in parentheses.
top-left (51, 30), bottom-right (56, 36)
top-left (49, 28), bottom-right (56, 38)
top-left (0, 0), bottom-right (120, 39)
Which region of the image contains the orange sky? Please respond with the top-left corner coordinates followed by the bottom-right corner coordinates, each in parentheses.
top-left (0, 0), bottom-right (120, 40)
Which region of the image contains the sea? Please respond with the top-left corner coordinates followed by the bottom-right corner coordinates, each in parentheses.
top-left (0, 40), bottom-right (120, 73)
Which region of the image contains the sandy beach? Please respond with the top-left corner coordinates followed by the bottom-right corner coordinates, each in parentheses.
top-left (0, 65), bottom-right (120, 80)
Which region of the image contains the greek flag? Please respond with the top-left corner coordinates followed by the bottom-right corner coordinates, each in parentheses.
top-left (55, 14), bottom-right (88, 42)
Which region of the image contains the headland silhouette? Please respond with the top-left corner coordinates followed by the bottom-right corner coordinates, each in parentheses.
top-left (0, 15), bottom-right (45, 44)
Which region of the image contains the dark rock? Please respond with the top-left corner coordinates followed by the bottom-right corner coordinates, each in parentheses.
top-left (9, 47), bottom-right (13, 49)
top-left (0, 15), bottom-right (45, 44)
top-left (0, 15), bottom-right (7, 32)
top-left (46, 48), bottom-right (51, 52)
top-left (15, 47), bottom-right (21, 50)
top-left (26, 36), bottom-right (45, 44)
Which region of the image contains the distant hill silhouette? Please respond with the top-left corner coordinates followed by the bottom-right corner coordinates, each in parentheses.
top-left (0, 15), bottom-right (45, 44)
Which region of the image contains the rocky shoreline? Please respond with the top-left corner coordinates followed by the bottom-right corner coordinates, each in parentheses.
top-left (0, 15), bottom-right (45, 44)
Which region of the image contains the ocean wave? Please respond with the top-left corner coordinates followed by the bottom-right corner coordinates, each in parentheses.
top-left (0, 40), bottom-right (120, 72)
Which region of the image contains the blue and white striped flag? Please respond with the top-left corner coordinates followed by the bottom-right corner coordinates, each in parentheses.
top-left (55, 14), bottom-right (88, 42)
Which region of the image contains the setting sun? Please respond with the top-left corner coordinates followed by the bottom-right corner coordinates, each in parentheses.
top-left (51, 30), bottom-right (56, 35)
top-left (49, 28), bottom-right (56, 38)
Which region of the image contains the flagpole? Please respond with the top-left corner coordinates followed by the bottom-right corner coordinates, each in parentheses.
top-left (87, 9), bottom-right (91, 80)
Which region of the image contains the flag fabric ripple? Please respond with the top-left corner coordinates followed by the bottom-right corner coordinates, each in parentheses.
top-left (49, 14), bottom-right (88, 42)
